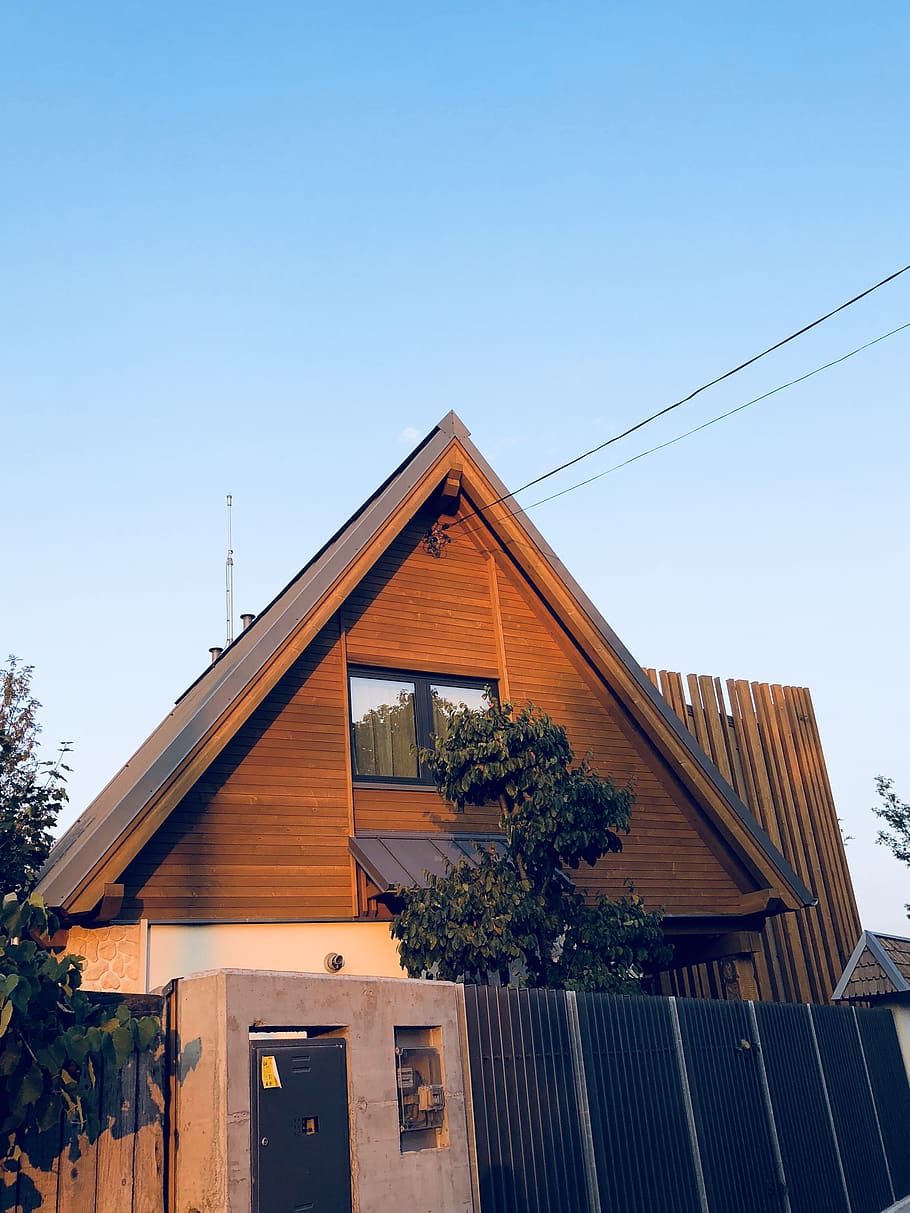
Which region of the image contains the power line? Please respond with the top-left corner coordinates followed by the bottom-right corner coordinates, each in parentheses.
top-left (448, 261), bottom-right (910, 530)
top-left (521, 319), bottom-right (910, 511)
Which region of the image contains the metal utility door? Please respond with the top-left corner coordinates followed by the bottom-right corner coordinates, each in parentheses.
top-left (251, 1039), bottom-right (353, 1213)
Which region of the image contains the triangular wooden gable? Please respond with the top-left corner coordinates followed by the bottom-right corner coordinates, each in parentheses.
top-left (38, 414), bottom-right (812, 921)
top-left (833, 930), bottom-right (910, 1002)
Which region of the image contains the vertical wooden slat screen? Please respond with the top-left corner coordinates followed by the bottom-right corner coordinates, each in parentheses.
top-left (644, 670), bottom-right (862, 1004)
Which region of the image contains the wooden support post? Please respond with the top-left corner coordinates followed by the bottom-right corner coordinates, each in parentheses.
top-left (719, 952), bottom-right (760, 1002)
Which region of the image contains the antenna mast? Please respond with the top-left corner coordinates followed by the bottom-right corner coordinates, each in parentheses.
top-left (225, 494), bottom-right (234, 646)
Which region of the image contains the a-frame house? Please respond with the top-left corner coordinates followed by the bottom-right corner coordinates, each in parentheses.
top-left (37, 413), bottom-right (859, 1000)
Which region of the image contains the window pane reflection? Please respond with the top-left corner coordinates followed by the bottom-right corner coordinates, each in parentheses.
top-left (430, 683), bottom-right (491, 739)
top-left (350, 677), bottom-right (418, 778)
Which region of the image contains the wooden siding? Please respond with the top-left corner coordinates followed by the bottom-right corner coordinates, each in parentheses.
top-left (342, 507), bottom-right (500, 676)
top-left (838, 949), bottom-right (895, 1001)
top-left (646, 670), bottom-right (862, 1004)
top-left (878, 933), bottom-right (910, 982)
top-left (492, 556), bottom-right (752, 913)
top-left (348, 505), bottom-right (755, 914)
top-left (121, 623), bottom-right (354, 920)
top-left (117, 494), bottom-right (825, 948)
top-left (353, 785), bottom-right (500, 834)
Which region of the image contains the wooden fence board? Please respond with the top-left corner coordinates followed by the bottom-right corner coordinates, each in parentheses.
top-left (131, 1048), bottom-right (166, 1213)
top-left (754, 681), bottom-right (826, 1003)
top-left (6, 999), bottom-right (166, 1213)
top-left (775, 686), bottom-right (842, 996)
top-left (15, 1126), bottom-right (59, 1213)
top-left (1, 1163), bottom-right (17, 1213)
top-left (649, 669), bottom-right (862, 1005)
top-left (56, 1070), bottom-right (101, 1213)
top-left (95, 1053), bottom-right (137, 1213)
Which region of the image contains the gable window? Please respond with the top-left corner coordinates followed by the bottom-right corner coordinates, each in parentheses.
top-left (349, 670), bottom-right (494, 782)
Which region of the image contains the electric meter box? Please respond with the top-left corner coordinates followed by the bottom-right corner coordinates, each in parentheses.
top-left (394, 1028), bottom-right (447, 1150)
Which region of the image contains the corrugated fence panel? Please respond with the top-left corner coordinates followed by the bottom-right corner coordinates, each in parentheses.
top-left (463, 989), bottom-right (909, 1213)
top-left (752, 1002), bottom-right (848, 1213)
top-left (463, 986), bottom-right (590, 1213)
top-left (854, 1006), bottom-right (910, 1200)
top-left (675, 999), bottom-right (785, 1213)
top-left (810, 1005), bottom-right (893, 1213)
top-left (575, 993), bottom-right (702, 1213)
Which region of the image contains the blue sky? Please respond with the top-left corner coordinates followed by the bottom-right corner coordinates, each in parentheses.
top-left (3, 3), bottom-right (908, 931)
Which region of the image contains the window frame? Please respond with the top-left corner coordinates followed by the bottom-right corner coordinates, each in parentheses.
top-left (348, 666), bottom-right (496, 786)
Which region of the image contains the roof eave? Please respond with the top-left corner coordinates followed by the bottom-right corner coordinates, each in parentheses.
top-left (37, 416), bottom-right (466, 911)
top-left (453, 430), bottom-right (815, 911)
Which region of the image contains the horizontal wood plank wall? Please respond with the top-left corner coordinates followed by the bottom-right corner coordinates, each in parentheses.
top-left (347, 505), bottom-right (508, 837)
top-left (491, 557), bottom-right (751, 914)
top-left (121, 622), bottom-right (355, 920)
top-left (353, 785), bottom-right (500, 834)
top-left (346, 500), bottom-right (754, 918)
top-left (343, 505), bottom-right (500, 677)
top-left (644, 669), bottom-right (862, 1004)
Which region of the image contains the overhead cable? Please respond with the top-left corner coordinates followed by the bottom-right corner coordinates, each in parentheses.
top-left (520, 319), bottom-right (910, 512)
top-left (447, 261), bottom-right (910, 530)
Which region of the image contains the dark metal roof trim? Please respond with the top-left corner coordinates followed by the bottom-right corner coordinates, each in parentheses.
top-left (38, 407), bottom-right (812, 911)
top-left (37, 417), bottom-right (465, 907)
top-left (448, 427), bottom-right (814, 907)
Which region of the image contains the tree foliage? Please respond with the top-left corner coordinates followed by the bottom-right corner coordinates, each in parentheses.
top-left (391, 700), bottom-right (670, 991)
top-left (873, 775), bottom-right (910, 917)
top-left (0, 658), bottom-right (70, 896)
top-left (0, 893), bottom-right (160, 1168)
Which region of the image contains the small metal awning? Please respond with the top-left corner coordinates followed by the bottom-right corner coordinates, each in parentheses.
top-left (349, 832), bottom-right (506, 892)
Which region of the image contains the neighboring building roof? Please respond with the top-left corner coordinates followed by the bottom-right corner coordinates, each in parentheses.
top-left (832, 930), bottom-right (910, 1001)
top-left (37, 411), bottom-right (814, 917)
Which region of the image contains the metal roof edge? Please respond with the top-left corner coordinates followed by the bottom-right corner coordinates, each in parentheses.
top-left (38, 416), bottom-right (462, 908)
top-left (831, 932), bottom-right (873, 1000)
top-left (41, 409), bottom-right (814, 914)
top-left (831, 929), bottom-right (910, 1000)
top-left (453, 429), bottom-right (816, 909)
top-left (865, 930), bottom-right (910, 992)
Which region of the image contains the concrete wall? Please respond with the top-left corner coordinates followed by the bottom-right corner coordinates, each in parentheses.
top-left (172, 969), bottom-right (474, 1213)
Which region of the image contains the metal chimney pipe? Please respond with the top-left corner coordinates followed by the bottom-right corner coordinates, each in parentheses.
top-left (209, 646), bottom-right (224, 664)
top-left (241, 613), bottom-right (255, 630)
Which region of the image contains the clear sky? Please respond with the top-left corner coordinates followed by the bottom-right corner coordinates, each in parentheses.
top-left (3, 3), bottom-right (908, 933)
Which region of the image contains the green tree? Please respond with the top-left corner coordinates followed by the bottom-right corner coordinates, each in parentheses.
top-left (0, 893), bottom-right (159, 1168)
top-left (391, 700), bottom-right (670, 991)
top-left (873, 775), bottom-right (910, 918)
top-left (0, 658), bottom-right (70, 896)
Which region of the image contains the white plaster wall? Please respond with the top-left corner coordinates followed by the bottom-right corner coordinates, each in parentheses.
top-left (147, 921), bottom-right (405, 990)
top-left (886, 999), bottom-right (910, 1083)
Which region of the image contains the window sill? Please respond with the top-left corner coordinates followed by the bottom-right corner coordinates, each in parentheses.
top-left (352, 779), bottom-right (438, 792)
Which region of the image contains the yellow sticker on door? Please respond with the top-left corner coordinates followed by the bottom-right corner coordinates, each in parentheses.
top-left (260, 1055), bottom-right (282, 1089)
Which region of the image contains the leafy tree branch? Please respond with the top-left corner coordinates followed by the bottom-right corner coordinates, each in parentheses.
top-left (873, 775), bottom-right (910, 917)
top-left (0, 657), bottom-right (70, 896)
top-left (391, 699), bottom-right (670, 991)
top-left (0, 893), bottom-right (160, 1170)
